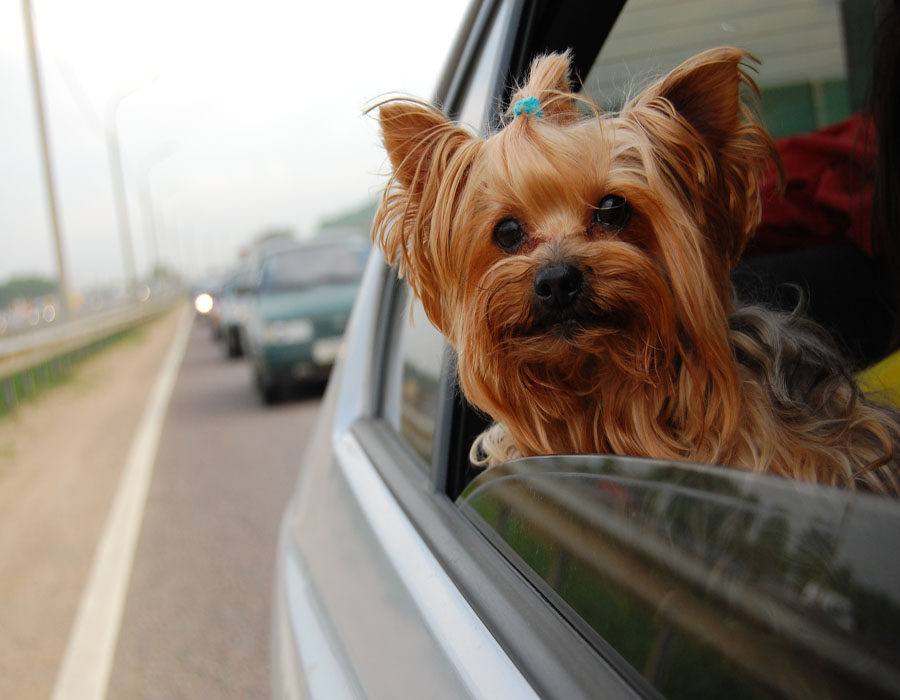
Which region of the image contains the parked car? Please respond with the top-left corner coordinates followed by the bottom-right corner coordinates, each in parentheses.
top-left (272, 1), bottom-right (900, 698)
top-left (243, 238), bottom-right (368, 403)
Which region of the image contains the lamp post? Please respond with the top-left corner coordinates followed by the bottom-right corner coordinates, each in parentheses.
top-left (159, 189), bottom-right (189, 281)
top-left (21, 0), bottom-right (72, 318)
top-left (139, 142), bottom-right (177, 280)
top-left (105, 78), bottom-right (156, 301)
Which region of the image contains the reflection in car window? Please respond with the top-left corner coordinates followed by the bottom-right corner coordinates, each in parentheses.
top-left (259, 245), bottom-right (367, 291)
top-left (460, 456), bottom-right (900, 699)
top-left (387, 292), bottom-right (446, 467)
top-left (583, 0), bottom-right (853, 138)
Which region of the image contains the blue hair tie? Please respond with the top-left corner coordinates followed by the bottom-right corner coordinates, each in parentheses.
top-left (513, 96), bottom-right (543, 119)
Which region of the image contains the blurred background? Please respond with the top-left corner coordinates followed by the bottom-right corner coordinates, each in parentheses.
top-left (1, 0), bottom-right (467, 322)
top-left (0, 2), bottom-right (468, 697)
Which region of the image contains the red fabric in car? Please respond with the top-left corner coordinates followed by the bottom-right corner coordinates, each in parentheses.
top-left (752, 114), bottom-right (875, 256)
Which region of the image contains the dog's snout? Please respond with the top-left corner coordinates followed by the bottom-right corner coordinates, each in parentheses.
top-left (533, 263), bottom-right (583, 309)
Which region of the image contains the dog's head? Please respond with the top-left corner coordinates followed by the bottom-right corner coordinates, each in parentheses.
top-left (374, 49), bottom-right (776, 457)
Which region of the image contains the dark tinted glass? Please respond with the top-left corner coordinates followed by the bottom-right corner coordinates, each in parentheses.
top-left (460, 457), bottom-right (900, 699)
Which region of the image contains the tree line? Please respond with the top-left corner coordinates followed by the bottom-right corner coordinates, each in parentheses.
top-left (0, 276), bottom-right (58, 308)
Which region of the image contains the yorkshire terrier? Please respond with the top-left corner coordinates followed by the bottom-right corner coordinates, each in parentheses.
top-left (373, 48), bottom-right (900, 495)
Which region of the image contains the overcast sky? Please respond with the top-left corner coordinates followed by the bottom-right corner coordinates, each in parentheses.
top-left (0, 0), bottom-right (470, 290)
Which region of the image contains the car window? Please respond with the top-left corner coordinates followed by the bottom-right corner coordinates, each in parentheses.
top-left (581, 0), bottom-right (855, 139)
top-left (459, 455), bottom-right (900, 699)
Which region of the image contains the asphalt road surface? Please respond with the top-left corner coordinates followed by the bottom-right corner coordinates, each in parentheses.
top-left (0, 307), bottom-right (323, 699)
top-left (108, 315), bottom-right (322, 699)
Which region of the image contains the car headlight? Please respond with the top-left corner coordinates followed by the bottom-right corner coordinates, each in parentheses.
top-left (194, 293), bottom-right (214, 314)
top-left (262, 319), bottom-right (314, 345)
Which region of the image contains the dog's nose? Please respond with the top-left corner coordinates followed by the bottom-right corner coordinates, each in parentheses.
top-left (533, 263), bottom-right (583, 309)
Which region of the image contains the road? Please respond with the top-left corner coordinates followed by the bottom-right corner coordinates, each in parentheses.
top-left (0, 306), bottom-right (323, 699)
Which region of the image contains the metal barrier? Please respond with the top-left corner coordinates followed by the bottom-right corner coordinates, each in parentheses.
top-left (0, 293), bottom-right (183, 413)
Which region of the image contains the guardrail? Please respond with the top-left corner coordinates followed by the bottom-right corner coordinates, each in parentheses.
top-left (0, 292), bottom-right (183, 413)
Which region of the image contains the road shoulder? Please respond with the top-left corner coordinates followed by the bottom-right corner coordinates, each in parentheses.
top-left (0, 305), bottom-right (188, 700)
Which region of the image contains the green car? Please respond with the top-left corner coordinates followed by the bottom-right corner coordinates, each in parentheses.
top-left (244, 239), bottom-right (368, 403)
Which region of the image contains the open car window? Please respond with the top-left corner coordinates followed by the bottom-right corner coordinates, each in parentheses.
top-left (459, 456), bottom-right (900, 698)
top-left (577, 0), bottom-right (895, 370)
top-left (447, 3), bottom-right (900, 697)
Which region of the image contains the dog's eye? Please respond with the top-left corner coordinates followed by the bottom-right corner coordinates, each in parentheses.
top-left (592, 194), bottom-right (632, 232)
top-left (493, 218), bottom-right (527, 253)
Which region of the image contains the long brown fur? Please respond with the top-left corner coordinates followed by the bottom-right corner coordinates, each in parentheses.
top-left (373, 48), bottom-right (900, 495)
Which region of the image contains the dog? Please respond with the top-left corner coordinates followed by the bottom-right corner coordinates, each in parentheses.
top-left (372, 48), bottom-right (900, 495)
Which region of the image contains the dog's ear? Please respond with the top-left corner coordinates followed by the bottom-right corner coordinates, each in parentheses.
top-left (375, 100), bottom-right (478, 334)
top-left (650, 47), bottom-right (747, 150)
top-left (626, 48), bottom-right (776, 272)
top-left (379, 100), bottom-right (470, 192)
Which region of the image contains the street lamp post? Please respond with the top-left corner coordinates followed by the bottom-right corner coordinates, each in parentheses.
top-left (105, 78), bottom-right (156, 301)
top-left (159, 189), bottom-right (187, 281)
top-left (20, 0), bottom-right (72, 318)
top-left (139, 142), bottom-right (177, 280)
top-left (139, 180), bottom-right (160, 279)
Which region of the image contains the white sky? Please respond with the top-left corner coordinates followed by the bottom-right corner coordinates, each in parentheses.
top-left (0, 0), bottom-right (470, 290)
